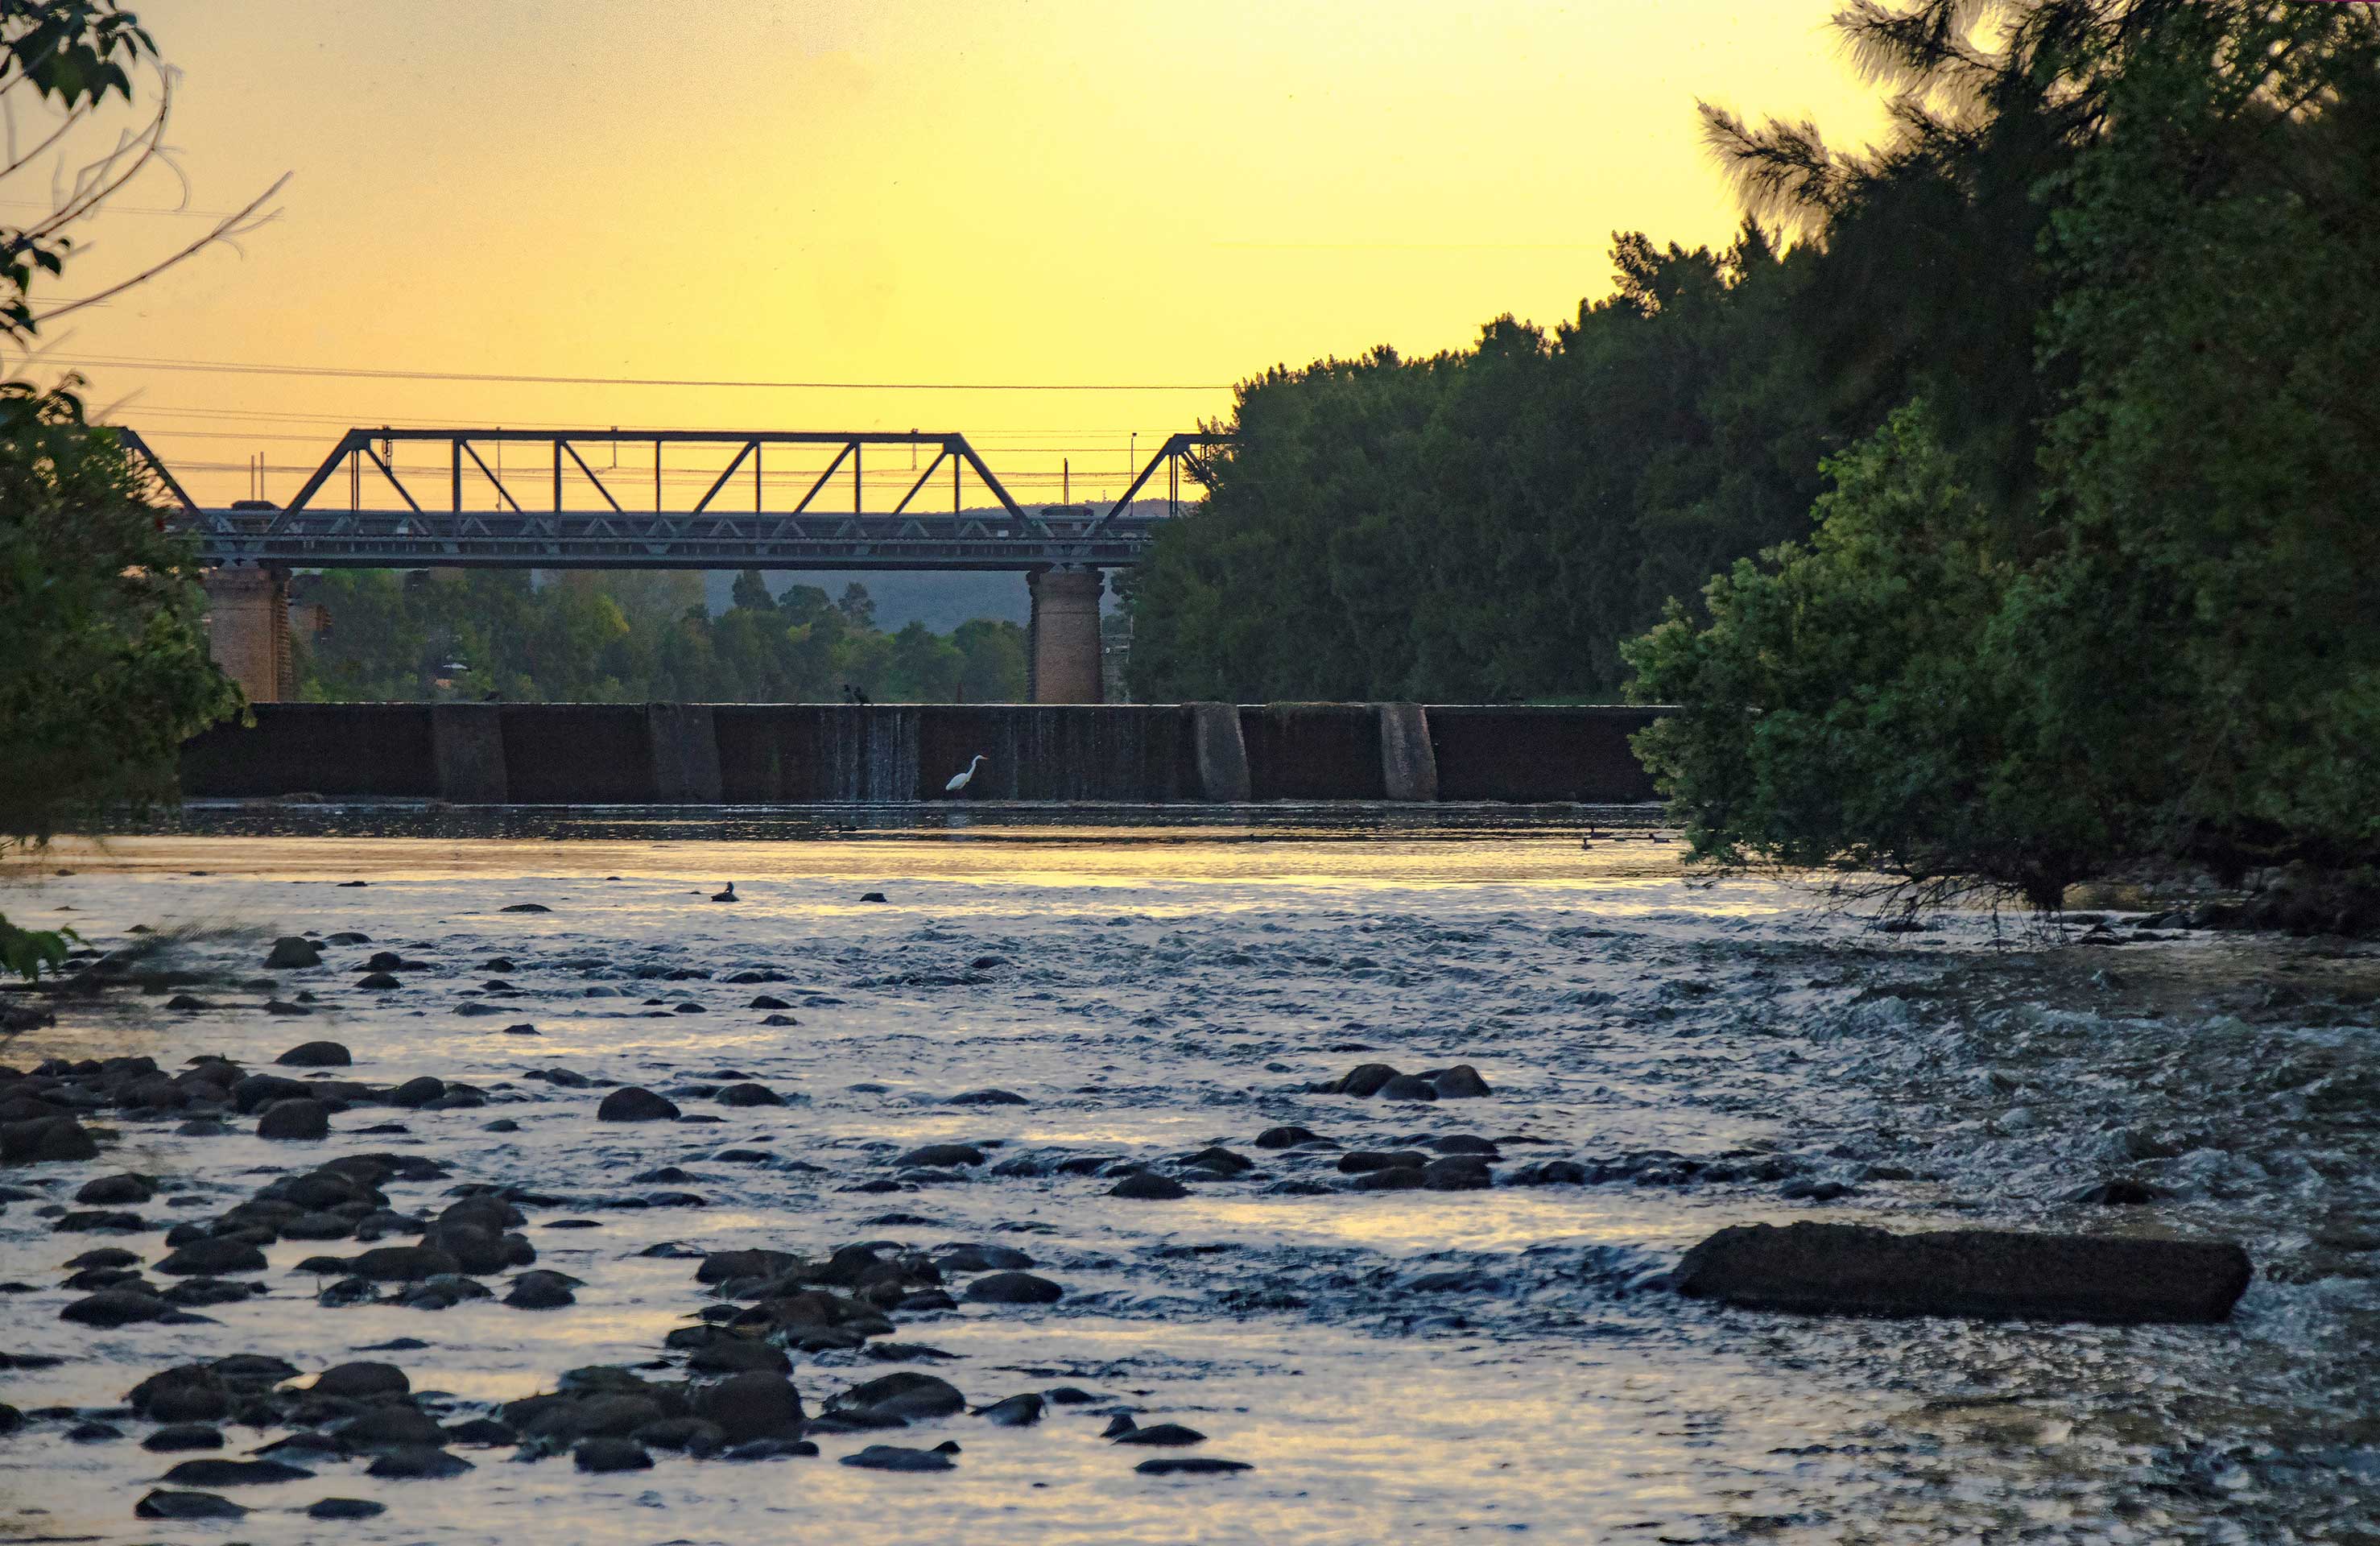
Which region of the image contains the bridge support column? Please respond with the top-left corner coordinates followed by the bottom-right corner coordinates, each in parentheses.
top-left (202, 565), bottom-right (291, 702)
top-left (1027, 567), bottom-right (1104, 704)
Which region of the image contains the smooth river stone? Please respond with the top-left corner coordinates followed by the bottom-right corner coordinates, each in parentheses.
top-left (1671, 1221), bottom-right (2252, 1325)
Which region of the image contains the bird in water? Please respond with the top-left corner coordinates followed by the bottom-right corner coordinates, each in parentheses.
top-left (711, 882), bottom-right (738, 903)
top-left (944, 754), bottom-right (988, 796)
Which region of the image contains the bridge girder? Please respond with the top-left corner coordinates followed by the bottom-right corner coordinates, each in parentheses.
top-left (119, 426), bottom-right (1225, 571)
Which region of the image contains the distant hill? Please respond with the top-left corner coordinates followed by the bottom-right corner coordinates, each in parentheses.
top-left (708, 568), bottom-right (1030, 630)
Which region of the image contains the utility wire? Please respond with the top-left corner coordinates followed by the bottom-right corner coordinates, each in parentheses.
top-left (114, 403), bottom-right (1163, 436)
top-left (44, 351), bottom-right (1233, 392)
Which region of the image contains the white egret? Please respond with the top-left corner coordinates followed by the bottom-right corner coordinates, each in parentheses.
top-left (945, 754), bottom-right (988, 796)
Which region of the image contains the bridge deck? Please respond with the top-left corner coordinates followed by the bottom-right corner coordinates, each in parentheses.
top-left (176, 507), bottom-right (1167, 569)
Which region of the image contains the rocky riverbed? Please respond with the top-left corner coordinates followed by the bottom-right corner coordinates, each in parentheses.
top-left (0, 811), bottom-right (2374, 1544)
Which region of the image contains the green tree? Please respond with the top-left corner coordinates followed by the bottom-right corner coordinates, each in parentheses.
top-left (953, 618), bottom-right (1027, 701)
top-left (883, 621), bottom-right (965, 702)
top-left (1, 2), bottom-right (245, 976)
top-left (1626, 404), bottom-right (2095, 907)
top-left (1630, 0), bottom-right (2380, 908)
top-left (1126, 221), bottom-right (1828, 703)
top-left (0, 383), bottom-right (240, 836)
top-left (836, 582), bottom-right (877, 630)
top-left (730, 569), bottom-right (775, 612)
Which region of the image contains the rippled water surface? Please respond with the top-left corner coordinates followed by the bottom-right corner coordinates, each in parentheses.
top-left (2, 809), bottom-right (2374, 1544)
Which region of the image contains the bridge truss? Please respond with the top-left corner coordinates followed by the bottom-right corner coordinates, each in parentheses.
top-left (122, 427), bottom-right (1228, 571)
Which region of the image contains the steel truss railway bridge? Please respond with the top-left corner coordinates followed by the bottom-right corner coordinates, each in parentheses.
top-left (126, 426), bottom-right (1226, 706)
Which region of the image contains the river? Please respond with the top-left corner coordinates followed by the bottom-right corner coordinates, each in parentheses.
top-left (0, 809), bottom-right (2372, 1544)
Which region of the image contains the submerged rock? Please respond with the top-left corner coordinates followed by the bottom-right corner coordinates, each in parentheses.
top-left (505, 1270), bottom-right (581, 1308)
top-left (1671, 1222), bottom-right (2253, 1324)
top-left (572, 1436), bottom-right (653, 1472)
top-left (1313, 1062), bottom-right (1489, 1100)
top-left (932, 1242), bottom-right (1034, 1272)
top-left (1109, 1172), bottom-right (1190, 1201)
top-left (135, 1489), bottom-right (247, 1519)
top-left (895, 1143), bottom-right (984, 1169)
top-left (142, 1423), bottom-right (225, 1452)
top-left (723, 1436), bottom-right (816, 1460)
top-left (597, 1087), bottom-right (680, 1122)
top-left (692, 1371), bottom-right (805, 1442)
top-left (312, 1361), bottom-right (409, 1400)
top-left (1114, 1421), bottom-right (1206, 1446)
top-left (841, 1443), bottom-right (953, 1472)
top-left (973, 1393), bottom-right (1044, 1427)
top-left (257, 1098), bottom-right (329, 1141)
top-left (1136, 1457), bottom-right (1253, 1476)
top-left (343, 1245), bottom-right (463, 1282)
top-left (829, 1371), bottom-right (964, 1423)
top-left (965, 1271), bottom-right (1063, 1304)
top-left (274, 1040), bottom-right (350, 1068)
top-left (265, 938), bottom-right (323, 969)
top-left (159, 1457), bottom-right (314, 1486)
top-left (2, 1114), bottom-right (98, 1164)
top-left (366, 1445), bottom-right (474, 1478)
top-left (60, 1288), bottom-right (178, 1327)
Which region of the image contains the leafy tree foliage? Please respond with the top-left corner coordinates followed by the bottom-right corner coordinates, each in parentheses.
top-left (295, 569), bottom-right (1027, 705)
top-left (1631, 0), bottom-right (2380, 903)
top-left (1128, 225), bottom-right (1835, 702)
top-left (1, 2), bottom-right (241, 976)
top-left (0, 382), bottom-right (238, 841)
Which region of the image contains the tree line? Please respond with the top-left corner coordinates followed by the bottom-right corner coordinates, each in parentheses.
top-left (293, 569), bottom-right (1028, 705)
top-left (1133, 0), bottom-right (2380, 907)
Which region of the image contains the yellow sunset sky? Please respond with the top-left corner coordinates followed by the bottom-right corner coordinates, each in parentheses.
top-left (14, 1), bottom-right (1890, 507)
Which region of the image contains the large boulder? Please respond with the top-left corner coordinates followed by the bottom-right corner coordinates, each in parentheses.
top-left (1672, 1222), bottom-right (2253, 1325)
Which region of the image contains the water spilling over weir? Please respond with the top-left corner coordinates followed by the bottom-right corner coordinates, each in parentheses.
top-left (181, 702), bottom-right (1666, 806)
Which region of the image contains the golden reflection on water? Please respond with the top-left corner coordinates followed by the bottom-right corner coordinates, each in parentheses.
top-left (30, 826), bottom-right (1689, 891)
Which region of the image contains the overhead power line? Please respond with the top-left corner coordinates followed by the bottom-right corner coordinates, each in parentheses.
top-left (41, 351), bottom-right (1233, 393)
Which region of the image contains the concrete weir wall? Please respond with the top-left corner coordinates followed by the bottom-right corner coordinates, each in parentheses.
top-left (181, 702), bottom-right (1670, 804)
